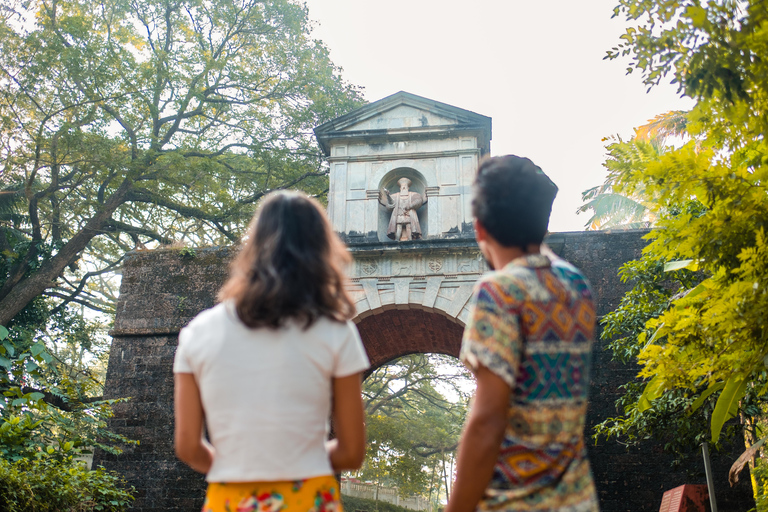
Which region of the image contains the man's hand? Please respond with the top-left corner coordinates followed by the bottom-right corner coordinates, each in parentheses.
top-left (445, 365), bottom-right (510, 512)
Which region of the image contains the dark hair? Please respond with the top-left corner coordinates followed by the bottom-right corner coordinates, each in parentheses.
top-left (472, 155), bottom-right (558, 248)
top-left (218, 190), bottom-right (356, 328)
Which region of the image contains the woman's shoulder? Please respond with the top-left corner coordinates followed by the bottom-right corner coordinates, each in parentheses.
top-left (309, 316), bottom-right (358, 334)
top-left (298, 317), bottom-right (361, 347)
top-left (183, 302), bottom-right (237, 335)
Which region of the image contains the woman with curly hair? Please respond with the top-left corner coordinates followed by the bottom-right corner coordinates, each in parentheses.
top-left (174, 190), bottom-right (368, 512)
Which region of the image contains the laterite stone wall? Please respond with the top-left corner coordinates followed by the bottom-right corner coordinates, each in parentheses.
top-left (94, 231), bottom-right (754, 511)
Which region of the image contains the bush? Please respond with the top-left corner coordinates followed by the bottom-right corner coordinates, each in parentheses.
top-left (0, 456), bottom-right (134, 512)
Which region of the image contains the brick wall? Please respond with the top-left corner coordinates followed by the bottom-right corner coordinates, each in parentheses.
top-left (94, 231), bottom-right (755, 511)
top-left (356, 309), bottom-right (464, 371)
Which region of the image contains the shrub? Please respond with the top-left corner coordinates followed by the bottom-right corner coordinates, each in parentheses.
top-left (0, 456), bottom-right (134, 512)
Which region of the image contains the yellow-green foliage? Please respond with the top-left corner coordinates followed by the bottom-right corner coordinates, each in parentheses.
top-left (601, 0), bottom-right (768, 446)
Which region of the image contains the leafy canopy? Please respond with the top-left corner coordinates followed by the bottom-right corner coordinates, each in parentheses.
top-left (357, 354), bottom-right (472, 501)
top-left (0, 0), bottom-right (362, 485)
top-left (577, 110), bottom-right (689, 230)
top-left (0, 0), bottom-right (363, 326)
top-left (593, 0), bottom-right (768, 458)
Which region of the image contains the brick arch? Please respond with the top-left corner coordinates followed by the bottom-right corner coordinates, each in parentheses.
top-left (355, 308), bottom-right (465, 372)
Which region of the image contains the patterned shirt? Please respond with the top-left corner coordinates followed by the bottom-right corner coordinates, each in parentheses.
top-left (460, 254), bottom-right (599, 512)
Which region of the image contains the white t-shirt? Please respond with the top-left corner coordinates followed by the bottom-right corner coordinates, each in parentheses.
top-left (173, 302), bottom-right (370, 483)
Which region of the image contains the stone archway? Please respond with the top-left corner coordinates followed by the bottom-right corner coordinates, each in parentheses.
top-left (93, 87), bottom-right (755, 511)
top-left (355, 308), bottom-right (465, 372)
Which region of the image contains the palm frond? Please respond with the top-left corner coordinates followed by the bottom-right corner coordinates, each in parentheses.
top-left (635, 110), bottom-right (690, 144)
top-left (579, 192), bottom-right (653, 231)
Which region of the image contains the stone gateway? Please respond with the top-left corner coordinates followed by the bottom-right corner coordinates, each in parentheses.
top-left (94, 92), bottom-right (753, 512)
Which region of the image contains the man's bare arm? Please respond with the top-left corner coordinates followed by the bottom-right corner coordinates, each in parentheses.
top-left (445, 365), bottom-right (510, 512)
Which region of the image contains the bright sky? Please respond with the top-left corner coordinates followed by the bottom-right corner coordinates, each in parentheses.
top-left (304, 0), bottom-right (694, 232)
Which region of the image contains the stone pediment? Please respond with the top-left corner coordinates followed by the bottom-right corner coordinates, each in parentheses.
top-left (341, 104), bottom-right (461, 132)
top-left (314, 91), bottom-right (491, 156)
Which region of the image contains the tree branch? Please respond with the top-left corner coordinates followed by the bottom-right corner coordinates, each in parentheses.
top-left (19, 386), bottom-right (104, 412)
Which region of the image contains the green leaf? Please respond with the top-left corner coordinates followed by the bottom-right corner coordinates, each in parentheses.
top-left (711, 375), bottom-right (749, 442)
top-left (685, 6), bottom-right (708, 28)
top-left (25, 361), bottom-right (39, 372)
top-left (0, 325), bottom-right (7, 340)
top-left (638, 375), bottom-right (666, 412)
top-left (30, 343), bottom-right (45, 357)
top-left (640, 322), bottom-right (665, 353)
top-left (685, 281), bottom-right (710, 299)
top-left (688, 381), bottom-right (725, 414)
top-left (0, 356), bottom-right (11, 368)
top-left (2, 341), bottom-right (13, 356)
top-left (664, 259), bottom-right (698, 272)
top-left (28, 392), bottom-right (45, 402)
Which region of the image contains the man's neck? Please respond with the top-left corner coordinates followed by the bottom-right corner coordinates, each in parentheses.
top-left (486, 244), bottom-right (540, 270)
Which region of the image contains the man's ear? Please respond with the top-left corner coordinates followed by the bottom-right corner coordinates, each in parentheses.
top-left (474, 219), bottom-right (488, 242)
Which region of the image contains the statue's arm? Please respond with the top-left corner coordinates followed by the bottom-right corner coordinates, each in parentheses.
top-left (411, 193), bottom-right (426, 209)
top-left (379, 188), bottom-right (395, 210)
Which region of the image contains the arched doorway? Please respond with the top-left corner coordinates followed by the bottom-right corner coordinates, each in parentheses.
top-left (355, 308), bottom-right (465, 373)
top-left (344, 307), bottom-right (473, 512)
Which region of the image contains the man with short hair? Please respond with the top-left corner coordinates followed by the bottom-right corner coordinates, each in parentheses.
top-left (445, 155), bottom-right (599, 512)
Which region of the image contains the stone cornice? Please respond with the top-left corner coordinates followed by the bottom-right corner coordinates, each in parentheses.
top-left (327, 148), bottom-right (481, 163)
top-left (347, 237), bottom-right (478, 255)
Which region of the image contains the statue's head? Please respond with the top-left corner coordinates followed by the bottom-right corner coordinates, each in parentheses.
top-left (397, 177), bottom-right (411, 192)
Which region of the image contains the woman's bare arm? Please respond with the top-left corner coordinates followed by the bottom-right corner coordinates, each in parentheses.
top-left (327, 373), bottom-right (366, 472)
top-left (174, 373), bottom-right (215, 474)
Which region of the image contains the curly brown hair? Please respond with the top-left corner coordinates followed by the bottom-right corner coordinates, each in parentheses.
top-left (218, 190), bottom-right (356, 328)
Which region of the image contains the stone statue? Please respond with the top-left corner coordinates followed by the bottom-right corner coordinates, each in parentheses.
top-left (378, 177), bottom-right (427, 241)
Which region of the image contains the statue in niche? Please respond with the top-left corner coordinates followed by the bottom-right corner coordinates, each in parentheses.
top-left (379, 177), bottom-right (427, 241)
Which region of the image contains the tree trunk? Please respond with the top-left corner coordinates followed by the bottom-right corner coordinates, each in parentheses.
top-left (442, 456), bottom-right (450, 502)
top-left (427, 458), bottom-right (437, 507)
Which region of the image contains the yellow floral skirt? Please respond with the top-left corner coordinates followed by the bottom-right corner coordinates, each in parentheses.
top-left (202, 475), bottom-right (342, 512)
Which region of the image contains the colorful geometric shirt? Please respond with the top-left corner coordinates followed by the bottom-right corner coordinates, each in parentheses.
top-left (460, 254), bottom-right (599, 512)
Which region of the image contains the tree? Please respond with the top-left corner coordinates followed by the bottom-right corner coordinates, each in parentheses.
top-left (577, 137), bottom-right (662, 230)
top-left (0, 0), bottom-right (363, 476)
top-left (354, 354), bottom-right (472, 504)
top-left (593, 0), bottom-right (768, 494)
top-left (577, 111), bottom-right (689, 230)
top-left (0, 0), bottom-right (363, 326)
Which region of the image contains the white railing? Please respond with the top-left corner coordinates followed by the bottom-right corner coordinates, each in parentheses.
top-left (341, 480), bottom-right (430, 511)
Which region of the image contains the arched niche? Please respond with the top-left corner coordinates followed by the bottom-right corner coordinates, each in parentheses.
top-left (376, 168), bottom-right (430, 243)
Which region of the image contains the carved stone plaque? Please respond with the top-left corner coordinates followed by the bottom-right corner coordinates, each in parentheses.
top-left (360, 261), bottom-right (378, 276)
